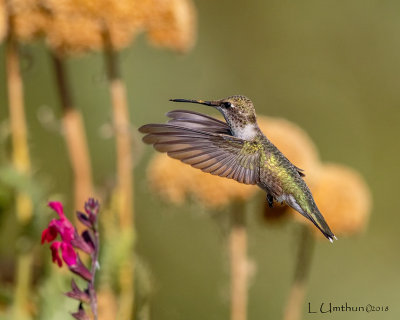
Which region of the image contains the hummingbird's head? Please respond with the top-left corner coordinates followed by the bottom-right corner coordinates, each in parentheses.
top-left (217, 95), bottom-right (256, 123)
top-left (170, 95), bottom-right (260, 140)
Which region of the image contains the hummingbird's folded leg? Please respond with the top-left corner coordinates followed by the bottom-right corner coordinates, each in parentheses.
top-left (267, 193), bottom-right (274, 208)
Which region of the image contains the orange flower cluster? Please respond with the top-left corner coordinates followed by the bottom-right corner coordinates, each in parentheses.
top-left (145, 0), bottom-right (196, 53)
top-left (44, 0), bottom-right (144, 54)
top-left (0, 0), bottom-right (7, 42)
top-left (4, 0), bottom-right (45, 41)
top-left (4, 0), bottom-right (197, 55)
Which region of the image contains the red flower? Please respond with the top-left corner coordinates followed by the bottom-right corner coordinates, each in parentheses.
top-left (50, 241), bottom-right (77, 267)
top-left (42, 201), bottom-right (77, 267)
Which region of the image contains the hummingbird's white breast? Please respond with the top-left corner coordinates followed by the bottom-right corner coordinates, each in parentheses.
top-left (232, 123), bottom-right (258, 140)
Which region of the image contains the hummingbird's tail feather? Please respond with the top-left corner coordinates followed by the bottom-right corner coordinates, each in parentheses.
top-left (305, 212), bottom-right (336, 243)
top-left (302, 207), bottom-right (336, 242)
top-left (286, 195), bottom-right (336, 242)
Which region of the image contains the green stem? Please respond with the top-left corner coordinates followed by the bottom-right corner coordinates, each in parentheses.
top-left (89, 226), bottom-right (100, 320)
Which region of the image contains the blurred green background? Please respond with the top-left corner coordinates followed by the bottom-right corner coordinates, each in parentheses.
top-left (1, 0), bottom-right (399, 319)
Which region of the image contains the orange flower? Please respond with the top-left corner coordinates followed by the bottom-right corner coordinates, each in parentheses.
top-left (7, 0), bottom-right (47, 42)
top-left (6, 0), bottom-right (197, 54)
top-left (145, 0), bottom-right (196, 53)
top-left (69, 0), bottom-right (146, 49)
top-left (43, 0), bottom-right (142, 54)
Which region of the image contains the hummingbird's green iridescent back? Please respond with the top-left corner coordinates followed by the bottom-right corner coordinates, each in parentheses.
top-left (258, 138), bottom-right (333, 238)
top-left (139, 95), bottom-right (336, 242)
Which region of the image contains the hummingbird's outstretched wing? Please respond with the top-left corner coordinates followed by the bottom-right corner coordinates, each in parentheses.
top-left (139, 123), bottom-right (260, 185)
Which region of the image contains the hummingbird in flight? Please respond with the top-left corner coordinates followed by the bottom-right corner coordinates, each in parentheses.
top-left (139, 95), bottom-right (336, 242)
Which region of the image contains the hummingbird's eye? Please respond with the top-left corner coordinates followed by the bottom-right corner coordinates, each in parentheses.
top-left (223, 102), bottom-right (232, 108)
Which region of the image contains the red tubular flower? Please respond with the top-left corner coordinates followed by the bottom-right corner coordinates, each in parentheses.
top-left (42, 201), bottom-right (78, 267)
top-left (50, 241), bottom-right (77, 267)
top-left (41, 198), bottom-right (100, 318)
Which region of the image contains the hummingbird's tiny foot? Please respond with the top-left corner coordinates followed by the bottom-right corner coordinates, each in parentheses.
top-left (329, 237), bottom-right (333, 243)
top-left (333, 235), bottom-right (338, 240)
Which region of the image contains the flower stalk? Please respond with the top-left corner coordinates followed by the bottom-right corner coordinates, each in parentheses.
top-left (5, 2), bottom-right (34, 319)
top-left (5, 7), bottom-right (32, 215)
top-left (283, 224), bottom-right (315, 320)
top-left (50, 53), bottom-right (94, 223)
top-left (229, 202), bottom-right (248, 320)
top-left (102, 26), bottom-right (134, 229)
top-left (88, 218), bottom-right (100, 319)
top-left (102, 26), bottom-right (135, 320)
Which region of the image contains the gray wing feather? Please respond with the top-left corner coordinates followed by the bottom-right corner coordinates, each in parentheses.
top-left (139, 123), bottom-right (260, 185)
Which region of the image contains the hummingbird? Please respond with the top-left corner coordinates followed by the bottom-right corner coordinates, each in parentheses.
top-left (139, 95), bottom-right (336, 242)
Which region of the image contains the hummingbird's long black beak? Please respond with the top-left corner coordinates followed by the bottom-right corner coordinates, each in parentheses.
top-left (169, 98), bottom-right (219, 107)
